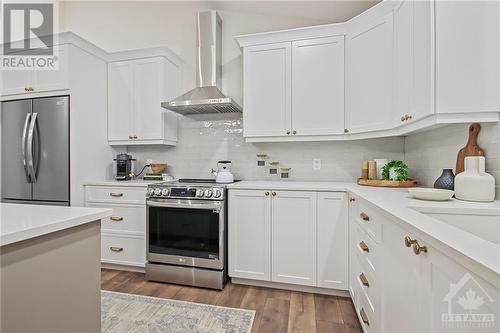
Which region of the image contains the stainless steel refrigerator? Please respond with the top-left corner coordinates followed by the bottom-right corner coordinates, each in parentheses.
top-left (1, 96), bottom-right (70, 206)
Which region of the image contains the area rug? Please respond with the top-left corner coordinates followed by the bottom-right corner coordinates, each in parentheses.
top-left (101, 290), bottom-right (255, 333)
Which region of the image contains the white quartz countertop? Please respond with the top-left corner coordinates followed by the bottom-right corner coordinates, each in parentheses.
top-left (0, 203), bottom-right (112, 246)
top-left (84, 179), bottom-right (165, 187)
top-left (228, 181), bottom-right (500, 278)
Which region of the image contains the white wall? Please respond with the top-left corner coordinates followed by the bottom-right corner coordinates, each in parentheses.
top-left (404, 123), bottom-right (500, 199)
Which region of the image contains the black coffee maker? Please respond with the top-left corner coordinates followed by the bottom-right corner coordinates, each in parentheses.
top-left (114, 153), bottom-right (135, 180)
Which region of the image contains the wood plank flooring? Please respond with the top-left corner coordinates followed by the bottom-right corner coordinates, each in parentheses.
top-left (101, 269), bottom-right (362, 333)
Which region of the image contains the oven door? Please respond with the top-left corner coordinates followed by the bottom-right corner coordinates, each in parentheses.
top-left (146, 199), bottom-right (225, 270)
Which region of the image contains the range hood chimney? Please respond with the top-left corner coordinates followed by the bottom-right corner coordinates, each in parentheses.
top-left (161, 11), bottom-right (242, 115)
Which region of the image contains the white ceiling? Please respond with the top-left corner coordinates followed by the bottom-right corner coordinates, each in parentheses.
top-left (177, 0), bottom-right (381, 24)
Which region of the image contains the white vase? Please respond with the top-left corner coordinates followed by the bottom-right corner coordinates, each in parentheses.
top-left (374, 158), bottom-right (388, 180)
top-left (454, 156), bottom-right (495, 202)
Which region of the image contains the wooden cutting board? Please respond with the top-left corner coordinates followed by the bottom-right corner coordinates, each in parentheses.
top-left (455, 123), bottom-right (485, 174)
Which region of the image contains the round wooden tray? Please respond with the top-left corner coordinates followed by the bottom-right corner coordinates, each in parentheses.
top-left (357, 178), bottom-right (417, 188)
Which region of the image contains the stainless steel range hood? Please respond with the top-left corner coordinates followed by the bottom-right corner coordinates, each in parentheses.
top-left (162, 11), bottom-right (242, 115)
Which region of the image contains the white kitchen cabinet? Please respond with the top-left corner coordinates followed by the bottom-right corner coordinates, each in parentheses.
top-left (291, 36), bottom-right (345, 136)
top-left (243, 42), bottom-right (291, 137)
top-left (317, 192), bottom-right (348, 290)
top-left (107, 56), bottom-right (179, 145)
top-left (272, 191), bottom-right (317, 286)
top-left (393, 0), bottom-right (434, 126)
top-left (228, 190), bottom-right (272, 281)
top-left (346, 12), bottom-right (394, 134)
top-left (1, 46), bottom-right (69, 96)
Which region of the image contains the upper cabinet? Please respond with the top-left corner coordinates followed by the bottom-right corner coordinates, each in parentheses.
top-left (346, 12), bottom-right (394, 133)
top-left (107, 53), bottom-right (181, 146)
top-left (236, 0), bottom-right (499, 142)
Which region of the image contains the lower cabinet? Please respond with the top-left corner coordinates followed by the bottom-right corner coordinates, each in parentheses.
top-left (228, 189), bottom-right (348, 290)
top-left (85, 185), bottom-right (147, 268)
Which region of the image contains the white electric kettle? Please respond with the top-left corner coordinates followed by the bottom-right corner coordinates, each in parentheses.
top-left (211, 161), bottom-right (234, 183)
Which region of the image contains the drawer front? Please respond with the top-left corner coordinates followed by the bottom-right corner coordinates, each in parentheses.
top-left (353, 223), bottom-right (380, 274)
top-left (355, 251), bottom-right (380, 315)
top-left (358, 288), bottom-right (380, 333)
top-left (87, 204), bottom-right (145, 233)
top-left (85, 186), bottom-right (146, 205)
top-left (101, 233), bottom-right (146, 267)
top-left (355, 199), bottom-right (383, 243)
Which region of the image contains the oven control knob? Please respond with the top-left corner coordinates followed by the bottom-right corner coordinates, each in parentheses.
top-left (161, 188), bottom-right (170, 196)
top-left (154, 188), bottom-right (162, 196)
top-left (213, 189), bottom-right (222, 198)
top-left (196, 189), bottom-right (204, 197)
top-left (204, 190), bottom-right (213, 198)
top-left (147, 188), bottom-right (155, 196)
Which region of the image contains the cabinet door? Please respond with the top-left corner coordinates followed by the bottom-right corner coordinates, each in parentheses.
top-left (243, 42), bottom-right (292, 137)
top-left (228, 190), bottom-right (272, 281)
top-left (108, 61), bottom-right (134, 141)
top-left (0, 69), bottom-right (33, 96)
top-left (382, 220), bottom-right (431, 333)
top-left (133, 57), bottom-right (165, 141)
top-left (317, 192), bottom-right (348, 290)
top-left (393, 0), bottom-right (433, 126)
top-left (346, 12), bottom-right (394, 133)
top-left (292, 36), bottom-right (345, 135)
top-left (32, 46), bottom-right (69, 93)
top-left (272, 191), bottom-right (317, 286)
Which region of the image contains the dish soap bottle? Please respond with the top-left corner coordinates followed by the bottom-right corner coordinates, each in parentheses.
top-left (454, 156), bottom-right (495, 202)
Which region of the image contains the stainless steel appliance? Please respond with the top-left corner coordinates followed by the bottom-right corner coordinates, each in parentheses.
top-left (146, 179), bottom-right (229, 290)
top-left (114, 153), bottom-right (135, 180)
top-left (1, 96), bottom-right (70, 206)
top-left (161, 11), bottom-right (242, 115)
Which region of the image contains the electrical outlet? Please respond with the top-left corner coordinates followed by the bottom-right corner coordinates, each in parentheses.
top-left (313, 158), bottom-right (321, 170)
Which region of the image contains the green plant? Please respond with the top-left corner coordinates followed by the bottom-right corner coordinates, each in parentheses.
top-left (382, 160), bottom-right (409, 181)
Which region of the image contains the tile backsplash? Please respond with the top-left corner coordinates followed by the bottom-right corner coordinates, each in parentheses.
top-left (404, 122), bottom-right (500, 199)
top-left (127, 114), bottom-right (405, 182)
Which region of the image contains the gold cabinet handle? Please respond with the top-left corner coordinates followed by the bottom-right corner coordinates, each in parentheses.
top-left (401, 115), bottom-right (406, 122)
top-left (359, 241), bottom-right (369, 253)
top-left (404, 236), bottom-right (417, 247)
top-left (109, 192), bottom-right (123, 197)
top-left (359, 272), bottom-right (370, 287)
top-left (129, 135), bottom-right (133, 139)
top-left (344, 128), bottom-right (349, 133)
top-left (25, 87), bottom-right (29, 91)
top-left (349, 197), bottom-right (356, 202)
top-left (110, 216), bottom-right (123, 222)
top-left (413, 242), bottom-right (428, 255)
top-left (292, 130), bottom-right (297, 135)
top-left (110, 247), bottom-right (123, 252)
top-left (406, 114), bottom-right (413, 120)
top-left (286, 130), bottom-right (291, 135)
top-left (359, 212), bottom-right (370, 221)
top-left (265, 191), bottom-right (270, 196)
top-left (133, 135), bottom-right (138, 139)
top-left (271, 192), bottom-right (277, 196)
top-left (359, 308), bottom-right (370, 326)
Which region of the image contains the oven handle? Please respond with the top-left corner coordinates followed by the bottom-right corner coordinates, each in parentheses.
top-left (147, 200), bottom-right (222, 212)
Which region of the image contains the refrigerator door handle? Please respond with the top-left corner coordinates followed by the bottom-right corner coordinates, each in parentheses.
top-left (22, 113), bottom-right (32, 183)
top-left (27, 112), bottom-right (38, 183)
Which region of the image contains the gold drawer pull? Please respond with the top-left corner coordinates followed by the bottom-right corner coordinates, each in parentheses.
top-left (360, 308), bottom-right (370, 326)
top-left (265, 192), bottom-right (270, 196)
top-left (110, 247), bottom-right (123, 252)
top-left (360, 212), bottom-right (370, 221)
top-left (110, 192), bottom-right (123, 197)
top-left (413, 242), bottom-right (428, 255)
top-left (271, 192), bottom-right (277, 196)
top-left (110, 216), bottom-right (123, 222)
top-left (349, 198), bottom-right (356, 202)
top-left (404, 236), bottom-right (417, 247)
top-left (359, 241), bottom-right (370, 253)
top-left (359, 273), bottom-right (370, 287)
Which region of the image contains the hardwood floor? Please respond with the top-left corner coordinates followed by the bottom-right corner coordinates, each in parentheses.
top-left (101, 269), bottom-right (362, 333)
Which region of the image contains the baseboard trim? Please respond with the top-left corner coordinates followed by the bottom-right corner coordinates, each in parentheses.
top-left (231, 277), bottom-right (351, 297)
top-left (101, 262), bottom-right (145, 273)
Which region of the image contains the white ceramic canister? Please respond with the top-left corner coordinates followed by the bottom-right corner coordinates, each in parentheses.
top-left (374, 159), bottom-right (388, 180)
top-left (454, 156), bottom-right (495, 202)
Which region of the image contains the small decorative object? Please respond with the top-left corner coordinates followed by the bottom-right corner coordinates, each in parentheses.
top-left (455, 123), bottom-right (485, 175)
top-left (408, 188), bottom-right (454, 201)
top-left (257, 154), bottom-right (267, 167)
top-left (433, 169), bottom-right (455, 190)
top-left (368, 161), bottom-right (377, 180)
top-left (280, 167), bottom-right (291, 179)
top-left (455, 156), bottom-right (495, 202)
top-left (361, 161), bottom-right (369, 180)
top-left (269, 161), bottom-right (279, 175)
top-left (382, 160), bottom-right (409, 181)
top-left (374, 159), bottom-right (388, 180)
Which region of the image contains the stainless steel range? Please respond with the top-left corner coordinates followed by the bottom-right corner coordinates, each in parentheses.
top-left (145, 179), bottom-right (229, 290)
